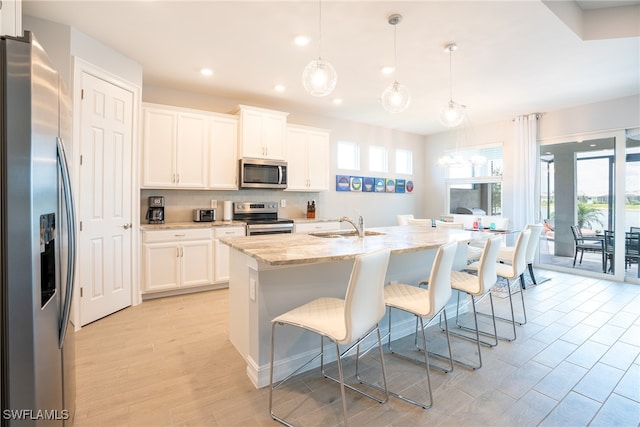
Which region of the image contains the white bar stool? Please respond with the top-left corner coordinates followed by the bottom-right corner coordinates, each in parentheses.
top-left (269, 249), bottom-right (391, 427)
top-left (466, 229), bottom-right (531, 341)
top-left (449, 235), bottom-right (502, 369)
top-left (382, 241), bottom-right (458, 409)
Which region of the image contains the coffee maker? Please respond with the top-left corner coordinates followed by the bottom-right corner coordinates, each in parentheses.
top-left (146, 196), bottom-right (165, 224)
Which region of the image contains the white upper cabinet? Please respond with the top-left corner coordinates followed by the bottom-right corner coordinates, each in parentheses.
top-left (285, 124), bottom-right (330, 191)
top-left (142, 103), bottom-right (238, 189)
top-left (209, 114), bottom-right (238, 189)
top-left (0, 0), bottom-right (22, 37)
top-left (142, 104), bottom-right (207, 188)
top-left (237, 105), bottom-right (288, 160)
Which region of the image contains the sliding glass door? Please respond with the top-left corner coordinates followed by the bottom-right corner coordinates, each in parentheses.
top-left (539, 129), bottom-right (639, 283)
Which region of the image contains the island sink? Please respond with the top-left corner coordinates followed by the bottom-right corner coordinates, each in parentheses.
top-left (310, 230), bottom-right (386, 238)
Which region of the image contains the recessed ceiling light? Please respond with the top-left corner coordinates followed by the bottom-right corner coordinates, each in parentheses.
top-left (381, 66), bottom-right (395, 75)
top-left (200, 68), bottom-right (214, 76)
top-left (332, 98), bottom-right (343, 105)
top-left (294, 35), bottom-right (310, 46)
top-left (274, 84), bottom-right (286, 92)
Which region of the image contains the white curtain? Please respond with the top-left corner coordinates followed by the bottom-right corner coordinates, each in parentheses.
top-left (512, 113), bottom-right (539, 231)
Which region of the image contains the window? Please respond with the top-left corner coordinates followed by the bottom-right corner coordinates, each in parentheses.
top-left (369, 145), bottom-right (388, 173)
top-left (395, 149), bottom-right (413, 174)
top-left (445, 145), bottom-right (503, 215)
top-left (445, 145), bottom-right (503, 179)
top-left (337, 141), bottom-right (360, 170)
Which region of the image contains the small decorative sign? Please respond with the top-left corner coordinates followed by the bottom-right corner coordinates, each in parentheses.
top-left (336, 175), bottom-right (350, 191)
top-left (363, 177), bottom-right (375, 192)
top-left (406, 180), bottom-right (414, 193)
top-left (335, 175), bottom-right (414, 195)
top-left (350, 176), bottom-right (362, 192)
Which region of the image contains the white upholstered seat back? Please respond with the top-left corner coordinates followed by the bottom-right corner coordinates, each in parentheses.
top-left (425, 241), bottom-right (458, 317)
top-left (397, 214), bottom-right (414, 225)
top-left (477, 236), bottom-right (502, 294)
top-left (510, 229), bottom-right (531, 277)
top-left (435, 221), bottom-right (464, 229)
top-left (525, 224), bottom-right (544, 264)
top-left (342, 249), bottom-right (391, 345)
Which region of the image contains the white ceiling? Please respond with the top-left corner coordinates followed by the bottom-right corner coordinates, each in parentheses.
top-left (22, 1), bottom-right (640, 136)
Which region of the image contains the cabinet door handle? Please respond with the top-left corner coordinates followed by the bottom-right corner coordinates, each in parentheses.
top-left (176, 174), bottom-right (180, 183)
top-left (176, 247), bottom-right (180, 258)
top-left (180, 247), bottom-right (184, 257)
top-left (174, 234), bottom-right (186, 237)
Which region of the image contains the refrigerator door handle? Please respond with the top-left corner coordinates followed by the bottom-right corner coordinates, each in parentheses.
top-left (57, 136), bottom-right (77, 348)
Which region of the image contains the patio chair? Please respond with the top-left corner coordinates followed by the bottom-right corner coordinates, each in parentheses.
top-left (570, 225), bottom-right (604, 269)
top-left (625, 232), bottom-right (640, 278)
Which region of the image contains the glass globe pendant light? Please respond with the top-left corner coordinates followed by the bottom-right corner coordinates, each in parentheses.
top-left (302, 0), bottom-right (337, 97)
top-left (439, 43), bottom-right (465, 127)
top-left (380, 14), bottom-right (410, 113)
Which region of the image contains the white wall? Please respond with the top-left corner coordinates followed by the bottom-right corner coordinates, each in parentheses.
top-left (143, 85), bottom-right (426, 226)
top-left (24, 15), bottom-right (143, 90)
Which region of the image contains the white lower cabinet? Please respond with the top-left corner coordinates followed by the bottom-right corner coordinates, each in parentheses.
top-left (214, 226), bottom-right (246, 283)
top-left (143, 228), bottom-right (213, 293)
top-left (294, 221), bottom-right (341, 234)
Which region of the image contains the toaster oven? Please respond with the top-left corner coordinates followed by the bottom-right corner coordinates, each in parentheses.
top-left (193, 208), bottom-right (215, 222)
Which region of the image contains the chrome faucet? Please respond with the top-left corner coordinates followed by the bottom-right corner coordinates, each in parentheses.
top-left (340, 215), bottom-right (365, 237)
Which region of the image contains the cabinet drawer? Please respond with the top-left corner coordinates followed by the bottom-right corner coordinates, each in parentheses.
top-left (294, 221), bottom-right (341, 234)
top-left (214, 226), bottom-right (245, 238)
top-left (143, 228), bottom-right (212, 243)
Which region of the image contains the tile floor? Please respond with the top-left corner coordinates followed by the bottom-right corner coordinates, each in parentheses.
top-left (73, 268), bottom-right (640, 426)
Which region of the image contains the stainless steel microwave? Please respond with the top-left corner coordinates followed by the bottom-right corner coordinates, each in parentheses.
top-left (239, 158), bottom-right (287, 189)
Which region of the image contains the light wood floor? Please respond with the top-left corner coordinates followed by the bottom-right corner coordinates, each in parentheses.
top-left (73, 269), bottom-right (640, 426)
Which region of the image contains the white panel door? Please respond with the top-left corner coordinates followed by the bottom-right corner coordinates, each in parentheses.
top-left (79, 72), bottom-right (133, 326)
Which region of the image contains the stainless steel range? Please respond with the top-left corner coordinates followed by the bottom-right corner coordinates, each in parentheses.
top-left (233, 202), bottom-right (294, 236)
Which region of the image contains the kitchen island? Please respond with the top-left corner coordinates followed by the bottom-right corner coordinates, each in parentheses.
top-left (220, 225), bottom-right (478, 388)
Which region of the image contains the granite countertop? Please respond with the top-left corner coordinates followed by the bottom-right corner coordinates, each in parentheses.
top-left (220, 225), bottom-right (476, 266)
top-left (140, 220), bottom-right (246, 231)
top-left (291, 217), bottom-right (341, 223)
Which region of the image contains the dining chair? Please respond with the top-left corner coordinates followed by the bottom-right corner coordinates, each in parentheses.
top-left (397, 214), bottom-right (415, 225)
top-left (382, 241), bottom-right (458, 409)
top-left (269, 249), bottom-right (391, 426)
top-left (449, 235), bottom-right (502, 369)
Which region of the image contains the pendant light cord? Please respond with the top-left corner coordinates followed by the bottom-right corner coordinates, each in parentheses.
top-left (318, 0), bottom-right (323, 59)
top-left (448, 48), bottom-right (453, 102)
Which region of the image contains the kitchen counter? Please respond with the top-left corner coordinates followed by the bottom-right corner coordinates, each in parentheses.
top-left (290, 217), bottom-right (341, 223)
top-left (222, 225), bottom-right (474, 388)
top-left (140, 220), bottom-right (246, 230)
top-left (220, 224), bottom-right (476, 266)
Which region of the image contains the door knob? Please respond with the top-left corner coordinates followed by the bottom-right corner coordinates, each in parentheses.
top-left (122, 223), bottom-right (132, 229)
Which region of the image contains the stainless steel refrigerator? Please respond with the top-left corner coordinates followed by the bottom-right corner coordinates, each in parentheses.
top-left (1, 32), bottom-right (77, 426)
